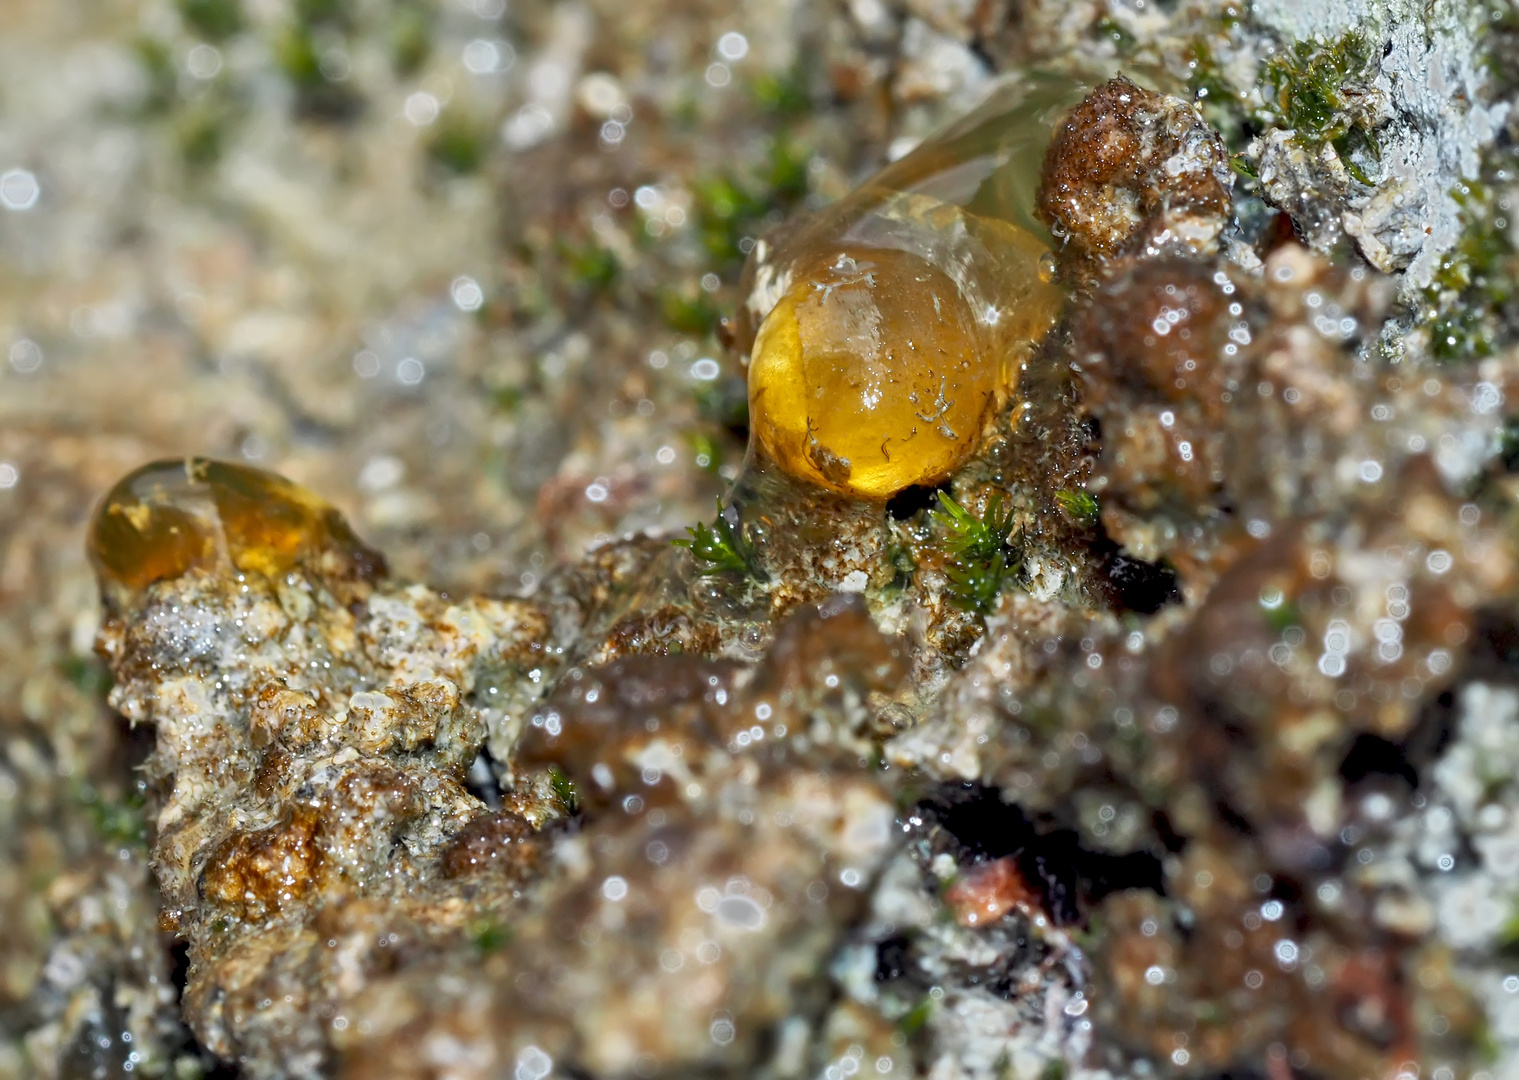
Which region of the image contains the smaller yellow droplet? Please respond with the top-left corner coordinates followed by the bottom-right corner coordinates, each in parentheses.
top-left (89, 458), bottom-right (382, 607)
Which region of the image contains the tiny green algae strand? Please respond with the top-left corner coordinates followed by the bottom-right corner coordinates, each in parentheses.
top-left (1054, 489), bottom-right (1100, 525)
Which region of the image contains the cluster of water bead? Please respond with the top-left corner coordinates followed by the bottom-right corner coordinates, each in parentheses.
top-left (742, 73), bottom-right (1083, 499)
top-left (89, 457), bottom-right (383, 608)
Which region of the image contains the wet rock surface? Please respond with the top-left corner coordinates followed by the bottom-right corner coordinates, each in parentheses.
top-left (9, 1), bottom-right (1519, 1080)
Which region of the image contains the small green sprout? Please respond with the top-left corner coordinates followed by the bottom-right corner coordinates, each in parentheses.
top-left (427, 111), bottom-right (489, 175)
top-left (58, 655), bottom-right (113, 697)
top-left (132, 37), bottom-right (177, 116)
top-left (546, 764), bottom-right (579, 815)
top-left (1499, 416), bottom-right (1519, 471)
top-left (1039, 1060), bottom-right (1068, 1080)
top-left (1094, 14), bottom-right (1136, 53)
top-left (180, 0), bottom-right (244, 41)
top-left (1259, 583), bottom-right (1302, 635)
top-left (750, 66), bottom-right (810, 116)
top-left (1498, 899), bottom-right (1519, 951)
top-left (275, 20), bottom-right (359, 119)
top-left (77, 783), bottom-right (148, 848)
top-left (1054, 488), bottom-right (1100, 525)
top-left (883, 544), bottom-right (916, 596)
top-left (659, 288), bottom-right (720, 335)
top-left (295, 0), bottom-right (347, 26)
top-left (1229, 153), bottom-right (1259, 180)
top-left (688, 431), bottom-right (721, 473)
top-left (389, 3), bottom-right (432, 76)
top-left (694, 174), bottom-right (766, 266)
top-left (898, 996), bottom-right (934, 1035)
top-left (177, 103), bottom-right (232, 168)
top-left (275, 23), bottom-right (322, 85)
top-left (470, 920), bottom-right (511, 954)
top-left (556, 239), bottom-right (618, 295)
top-left (1184, 33), bottom-right (1255, 151)
top-left (691, 135), bottom-right (810, 269)
top-left (491, 386), bottom-right (524, 414)
top-left (673, 500), bottom-right (761, 579)
top-left (931, 491), bottom-right (1020, 614)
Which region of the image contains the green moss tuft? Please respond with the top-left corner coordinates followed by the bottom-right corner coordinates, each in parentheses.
top-left (931, 491), bottom-right (1020, 614)
top-left (1094, 14), bottom-right (1137, 54)
top-left (897, 996), bottom-right (933, 1034)
top-left (674, 499), bottom-right (763, 579)
top-left (274, 24), bottom-right (323, 88)
top-left (295, 0), bottom-right (348, 27)
top-left (687, 432), bottom-right (721, 473)
top-left (177, 102), bottom-right (232, 168)
top-left (659, 288), bottom-right (720, 335)
top-left (1187, 37), bottom-right (1251, 150)
top-left (77, 783), bottom-right (148, 848)
top-left (274, 19), bottom-right (359, 119)
top-left (58, 655), bottom-right (113, 697)
top-left (750, 66), bottom-right (811, 116)
top-left (133, 37), bottom-right (178, 116)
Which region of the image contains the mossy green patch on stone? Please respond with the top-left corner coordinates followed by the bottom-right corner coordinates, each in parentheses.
top-left (1257, 32), bottom-right (1382, 183)
top-left (1422, 175), bottom-right (1519, 360)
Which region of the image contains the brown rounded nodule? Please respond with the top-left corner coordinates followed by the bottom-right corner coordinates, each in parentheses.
top-left (1038, 76), bottom-right (1232, 276)
top-left (440, 810), bottom-right (540, 879)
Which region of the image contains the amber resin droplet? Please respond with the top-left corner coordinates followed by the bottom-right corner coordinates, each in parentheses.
top-left (89, 457), bottom-right (382, 606)
top-left (750, 247), bottom-right (987, 497)
top-left (741, 73), bottom-right (1082, 499)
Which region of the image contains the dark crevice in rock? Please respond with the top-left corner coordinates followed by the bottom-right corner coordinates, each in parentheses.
top-left (885, 483), bottom-right (944, 521)
top-left (915, 782), bottom-right (1165, 926)
top-left (1338, 733), bottom-right (1419, 790)
top-left (168, 940), bottom-right (191, 999)
top-left (873, 934), bottom-right (912, 983)
top-left (1102, 550), bottom-right (1181, 615)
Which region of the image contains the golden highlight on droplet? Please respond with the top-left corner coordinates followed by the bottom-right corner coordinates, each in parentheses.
top-left (89, 457), bottom-right (383, 607)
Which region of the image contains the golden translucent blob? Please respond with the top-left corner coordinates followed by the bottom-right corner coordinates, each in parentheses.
top-left (750, 248), bottom-right (987, 498)
top-left (89, 457), bottom-right (381, 604)
top-left (739, 72), bottom-right (1085, 499)
top-left (746, 205), bottom-right (1063, 498)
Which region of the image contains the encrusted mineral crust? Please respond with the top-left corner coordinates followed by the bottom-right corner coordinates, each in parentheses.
top-left (9, 1), bottom-right (1519, 1079)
